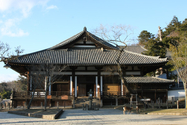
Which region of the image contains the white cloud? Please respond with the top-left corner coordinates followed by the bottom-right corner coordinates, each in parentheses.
top-left (0, 0), bottom-right (49, 17)
top-left (1, 28), bottom-right (29, 37)
top-left (0, 0), bottom-right (50, 37)
top-left (0, 74), bottom-right (19, 82)
top-left (46, 5), bottom-right (58, 10)
top-left (0, 18), bottom-right (29, 37)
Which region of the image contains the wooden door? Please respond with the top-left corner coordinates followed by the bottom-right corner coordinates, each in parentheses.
top-left (79, 84), bottom-right (86, 96)
top-left (104, 84), bottom-right (119, 96)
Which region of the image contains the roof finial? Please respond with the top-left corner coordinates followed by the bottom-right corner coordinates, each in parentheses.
top-left (83, 27), bottom-right (87, 31)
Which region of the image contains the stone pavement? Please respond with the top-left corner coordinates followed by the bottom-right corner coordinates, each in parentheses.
top-left (7, 109), bottom-right (63, 120)
top-left (1, 108), bottom-right (187, 125)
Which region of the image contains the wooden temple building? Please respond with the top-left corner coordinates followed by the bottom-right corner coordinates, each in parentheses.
top-left (4, 27), bottom-right (174, 107)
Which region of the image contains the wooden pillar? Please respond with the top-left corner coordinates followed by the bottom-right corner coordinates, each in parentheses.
top-left (166, 89), bottom-right (168, 101)
top-left (100, 76), bottom-right (103, 96)
top-left (70, 76), bottom-right (73, 96)
top-left (27, 71), bottom-right (29, 92)
top-left (72, 68), bottom-right (75, 98)
top-left (98, 69), bottom-right (101, 98)
top-left (96, 67), bottom-right (102, 98)
top-left (155, 90), bottom-right (157, 102)
top-left (30, 76), bottom-right (32, 91)
top-left (75, 76), bottom-right (77, 97)
top-left (96, 76), bottom-right (98, 97)
top-left (121, 79), bottom-right (123, 96)
top-left (48, 76), bottom-right (51, 95)
top-left (45, 76), bottom-right (48, 91)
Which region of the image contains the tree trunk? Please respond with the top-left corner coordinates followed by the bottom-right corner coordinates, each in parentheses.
top-left (116, 49), bottom-right (144, 105)
top-left (185, 86), bottom-right (187, 109)
top-left (27, 88), bottom-right (36, 109)
top-left (44, 86), bottom-right (48, 111)
top-left (116, 49), bottom-right (135, 94)
top-left (182, 81), bottom-right (187, 109)
top-left (44, 76), bottom-right (48, 111)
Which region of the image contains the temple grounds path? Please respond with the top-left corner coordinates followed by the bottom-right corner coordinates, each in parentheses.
top-left (1, 108), bottom-right (187, 125)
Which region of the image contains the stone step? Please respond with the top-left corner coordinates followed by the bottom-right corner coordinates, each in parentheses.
top-left (75, 99), bottom-right (100, 104)
top-left (74, 97), bottom-right (101, 108)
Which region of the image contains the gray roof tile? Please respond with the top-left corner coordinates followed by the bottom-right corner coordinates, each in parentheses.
top-left (11, 49), bottom-right (167, 65)
top-left (8, 28), bottom-right (168, 66)
top-left (49, 29), bottom-right (118, 50)
top-left (125, 77), bottom-right (174, 84)
top-left (123, 45), bottom-right (147, 54)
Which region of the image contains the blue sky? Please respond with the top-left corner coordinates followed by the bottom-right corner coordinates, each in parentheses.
top-left (0, 0), bottom-right (187, 82)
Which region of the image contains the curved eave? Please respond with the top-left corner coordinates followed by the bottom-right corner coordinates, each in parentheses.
top-left (125, 77), bottom-right (174, 84)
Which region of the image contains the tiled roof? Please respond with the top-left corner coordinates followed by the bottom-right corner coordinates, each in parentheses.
top-left (123, 45), bottom-right (147, 54)
top-left (49, 28), bottom-right (118, 50)
top-left (125, 77), bottom-right (174, 84)
top-left (49, 31), bottom-right (85, 50)
top-left (10, 49), bottom-right (167, 65)
top-left (88, 32), bottom-right (119, 50)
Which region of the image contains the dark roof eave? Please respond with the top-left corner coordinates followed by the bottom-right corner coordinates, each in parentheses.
top-left (124, 77), bottom-right (174, 84)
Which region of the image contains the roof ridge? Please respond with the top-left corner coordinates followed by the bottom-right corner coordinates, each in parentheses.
top-left (49, 28), bottom-right (119, 50)
top-left (124, 49), bottom-right (167, 61)
top-left (151, 76), bottom-right (175, 82)
top-left (87, 31), bottom-right (119, 50)
top-left (139, 45), bottom-right (147, 51)
top-left (49, 30), bottom-right (85, 50)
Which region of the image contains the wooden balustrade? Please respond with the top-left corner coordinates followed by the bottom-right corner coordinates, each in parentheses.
top-left (12, 91), bottom-right (125, 99)
top-left (12, 91), bottom-right (73, 99)
top-left (102, 91), bottom-right (123, 96)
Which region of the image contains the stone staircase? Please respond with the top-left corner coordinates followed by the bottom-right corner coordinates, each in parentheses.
top-left (74, 97), bottom-right (101, 108)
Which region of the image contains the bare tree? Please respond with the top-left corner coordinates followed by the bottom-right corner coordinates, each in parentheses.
top-left (93, 24), bottom-right (136, 95)
top-left (27, 53), bottom-right (67, 110)
top-left (170, 41), bottom-right (187, 108)
top-left (0, 41), bottom-right (10, 61)
top-left (1, 41), bottom-right (24, 65)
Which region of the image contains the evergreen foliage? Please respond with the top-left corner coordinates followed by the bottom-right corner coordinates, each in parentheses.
top-left (0, 75), bottom-right (27, 99)
top-left (138, 16), bottom-right (187, 77)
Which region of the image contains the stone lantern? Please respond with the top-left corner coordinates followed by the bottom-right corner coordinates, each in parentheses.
top-left (88, 89), bottom-right (93, 109)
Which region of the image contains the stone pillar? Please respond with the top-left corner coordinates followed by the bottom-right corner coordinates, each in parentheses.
top-left (100, 99), bottom-right (103, 107)
top-left (72, 100), bottom-right (75, 108)
top-left (177, 100), bottom-right (179, 109)
top-left (116, 97), bottom-right (118, 106)
top-left (3, 103), bottom-right (6, 109)
top-left (89, 99), bottom-right (92, 109)
top-left (130, 94), bottom-right (133, 107)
